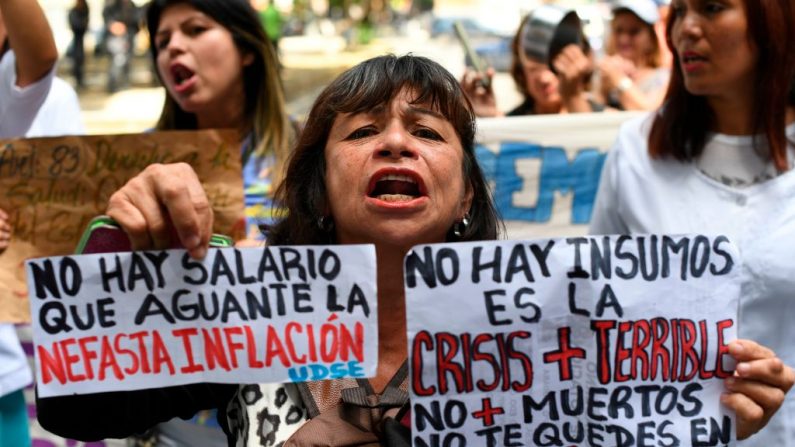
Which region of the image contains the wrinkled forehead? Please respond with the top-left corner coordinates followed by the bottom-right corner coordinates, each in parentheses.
top-left (359, 88), bottom-right (447, 117)
top-left (342, 85), bottom-right (457, 120)
top-left (329, 90), bottom-right (453, 137)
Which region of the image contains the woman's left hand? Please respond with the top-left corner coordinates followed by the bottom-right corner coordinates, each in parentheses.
top-left (552, 44), bottom-right (592, 98)
top-left (723, 339), bottom-right (794, 439)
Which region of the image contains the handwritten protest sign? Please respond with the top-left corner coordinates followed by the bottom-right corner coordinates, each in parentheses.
top-left (406, 235), bottom-right (740, 446)
top-left (27, 245), bottom-right (377, 397)
top-left (0, 130), bottom-right (245, 323)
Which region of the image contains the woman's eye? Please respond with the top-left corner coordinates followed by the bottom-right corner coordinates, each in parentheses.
top-left (155, 37), bottom-right (169, 50)
top-left (704, 2), bottom-right (724, 14)
top-left (414, 128), bottom-right (443, 141)
top-left (345, 127), bottom-right (377, 140)
top-left (187, 25), bottom-right (207, 36)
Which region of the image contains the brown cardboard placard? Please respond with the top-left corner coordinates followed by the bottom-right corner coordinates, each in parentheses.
top-left (0, 130), bottom-right (245, 322)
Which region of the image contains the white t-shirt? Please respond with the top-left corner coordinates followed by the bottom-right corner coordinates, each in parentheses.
top-left (0, 50), bottom-right (83, 397)
top-left (0, 50), bottom-right (82, 139)
top-left (0, 50), bottom-right (54, 138)
top-left (591, 114), bottom-right (795, 446)
top-left (26, 76), bottom-right (84, 137)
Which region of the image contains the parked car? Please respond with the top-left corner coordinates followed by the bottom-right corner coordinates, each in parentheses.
top-left (474, 37), bottom-right (512, 72)
top-left (430, 16), bottom-right (498, 39)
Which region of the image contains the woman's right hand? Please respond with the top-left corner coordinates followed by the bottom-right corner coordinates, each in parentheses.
top-left (106, 163), bottom-right (214, 259)
top-left (460, 67), bottom-right (502, 118)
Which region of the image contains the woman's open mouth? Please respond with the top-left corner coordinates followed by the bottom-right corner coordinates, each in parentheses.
top-left (680, 51), bottom-right (707, 73)
top-left (170, 63), bottom-right (197, 92)
top-left (367, 169), bottom-right (427, 206)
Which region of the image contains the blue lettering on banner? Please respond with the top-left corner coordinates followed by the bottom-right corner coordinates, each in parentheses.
top-left (288, 361), bottom-right (365, 382)
top-left (476, 143), bottom-right (606, 224)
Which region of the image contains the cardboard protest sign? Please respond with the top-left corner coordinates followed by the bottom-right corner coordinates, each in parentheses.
top-left (475, 112), bottom-right (644, 239)
top-left (27, 245), bottom-right (377, 397)
top-left (406, 235), bottom-right (740, 446)
top-left (0, 130), bottom-right (245, 323)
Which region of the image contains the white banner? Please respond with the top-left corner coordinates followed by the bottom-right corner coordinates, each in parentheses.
top-left (27, 245), bottom-right (378, 397)
top-left (475, 112), bottom-right (644, 239)
top-left (406, 234), bottom-right (740, 446)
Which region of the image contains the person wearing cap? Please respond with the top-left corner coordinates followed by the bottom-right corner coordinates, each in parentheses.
top-left (598, 0), bottom-right (670, 110)
top-left (461, 6), bottom-right (604, 117)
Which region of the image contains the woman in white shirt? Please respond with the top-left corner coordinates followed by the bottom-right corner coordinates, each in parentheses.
top-left (591, 0), bottom-right (795, 444)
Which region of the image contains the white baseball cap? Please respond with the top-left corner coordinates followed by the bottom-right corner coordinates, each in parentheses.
top-left (612, 0), bottom-right (660, 25)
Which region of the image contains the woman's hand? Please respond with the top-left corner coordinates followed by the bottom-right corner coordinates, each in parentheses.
top-left (597, 55), bottom-right (635, 92)
top-left (552, 44), bottom-right (592, 99)
top-left (723, 339), bottom-right (794, 439)
top-left (460, 67), bottom-right (502, 118)
top-left (0, 208), bottom-right (11, 253)
top-left (106, 163), bottom-right (214, 259)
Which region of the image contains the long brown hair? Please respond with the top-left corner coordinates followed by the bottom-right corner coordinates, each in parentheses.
top-left (146, 0), bottom-right (291, 172)
top-left (649, 0), bottom-right (795, 171)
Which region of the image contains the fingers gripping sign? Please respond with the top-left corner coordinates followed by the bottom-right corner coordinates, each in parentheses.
top-left (107, 163), bottom-right (214, 259)
top-left (722, 340), bottom-right (795, 439)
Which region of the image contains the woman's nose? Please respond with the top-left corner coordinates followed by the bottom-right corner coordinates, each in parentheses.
top-left (166, 32), bottom-right (186, 55)
top-left (617, 33), bottom-right (632, 47)
top-left (538, 68), bottom-right (556, 83)
top-left (677, 12), bottom-right (704, 40)
top-left (374, 125), bottom-right (418, 159)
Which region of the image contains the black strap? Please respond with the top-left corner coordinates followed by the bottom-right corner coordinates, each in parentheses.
top-left (296, 360), bottom-right (409, 418)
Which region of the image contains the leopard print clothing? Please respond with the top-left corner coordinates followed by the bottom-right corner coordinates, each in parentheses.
top-left (227, 383), bottom-right (309, 447)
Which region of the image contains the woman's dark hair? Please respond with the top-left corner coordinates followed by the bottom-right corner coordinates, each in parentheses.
top-left (146, 0), bottom-right (290, 166)
top-left (650, 0), bottom-right (795, 170)
top-left (269, 54), bottom-right (501, 245)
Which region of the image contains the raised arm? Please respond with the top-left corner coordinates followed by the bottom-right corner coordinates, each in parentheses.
top-left (0, 0), bottom-right (58, 86)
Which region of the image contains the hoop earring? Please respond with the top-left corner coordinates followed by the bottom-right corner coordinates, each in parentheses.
top-left (317, 215), bottom-right (334, 233)
top-left (452, 213), bottom-right (471, 238)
